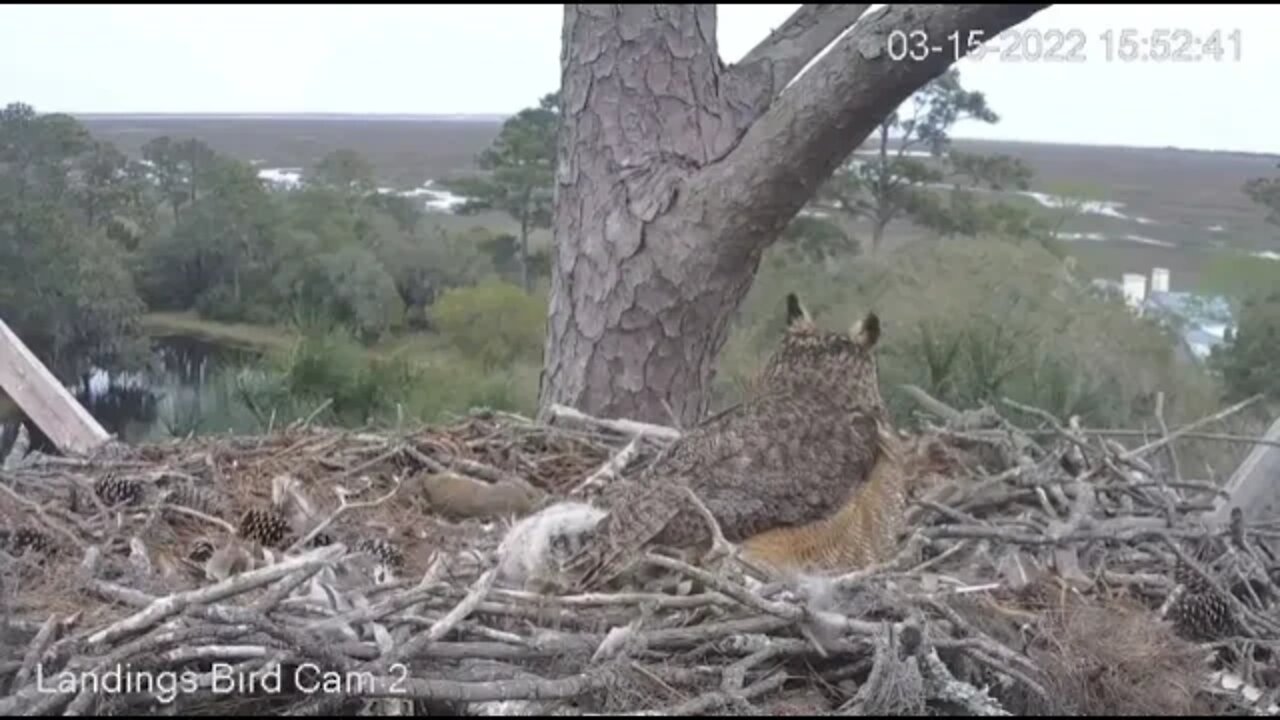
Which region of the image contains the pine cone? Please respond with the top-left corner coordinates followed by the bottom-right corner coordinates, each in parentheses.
top-left (357, 537), bottom-right (405, 569)
top-left (95, 474), bottom-right (143, 507)
top-left (188, 538), bottom-right (216, 563)
top-left (237, 508), bottom-right (291, 549)
top-left (8, 527), bottom-right (55, 557)
top-left (1172, 557), bottom-right (1237, 641)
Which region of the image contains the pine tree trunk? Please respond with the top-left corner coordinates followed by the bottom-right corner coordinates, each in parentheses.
top-left (539, 3), bottom-right (1049, 426)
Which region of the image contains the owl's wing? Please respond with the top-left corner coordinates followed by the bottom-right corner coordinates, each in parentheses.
top-left (563, 479), bottom-right (692, 590)
top-left (694, 405), bottom-right (886, 542)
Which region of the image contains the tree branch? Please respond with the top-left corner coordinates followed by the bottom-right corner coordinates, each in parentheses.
top-left (731, 4), bottom-right (872, 101)
top-left (703, 3), bottom-right (1051, 252)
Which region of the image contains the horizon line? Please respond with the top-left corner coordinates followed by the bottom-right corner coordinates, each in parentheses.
top-left (59, 111), bottom-right (1280, 159)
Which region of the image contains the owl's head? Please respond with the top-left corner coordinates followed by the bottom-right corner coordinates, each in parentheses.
top-left (761, 293), bottom-right (885, 413)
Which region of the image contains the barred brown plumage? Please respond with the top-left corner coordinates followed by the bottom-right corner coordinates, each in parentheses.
top-left (237, 507), bottom-right (291, 548)
top-left (95, 474), bottom-right (143, 507)
top-left (164, 482), bottom-right (227, 518)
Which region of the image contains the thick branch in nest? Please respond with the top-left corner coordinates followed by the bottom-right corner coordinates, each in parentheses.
top-left (548, 403), bottom-right (681, 443)
top-left (85, 544), bottom-right (345, 650)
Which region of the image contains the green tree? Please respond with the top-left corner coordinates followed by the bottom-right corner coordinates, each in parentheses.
top-left (453, 92), bottom-right (558, 294)
top-left (316, 245), bottom-right (404, 342)
top-left (138, 154), bottom-right (280, 317)
top-left (1211, 291), bottom-right (1280, 402)
top-left (141, 136), bottom-right (217, 222)
top-left (309, 148), bottom-right (377, 196)
top-left (816, 68), bottom-right (1029, 253)
top-left (0, 102), bottom-right (92, 201)
top-left (72, 139), bottom-right (154, 249)
top-left (0, 103), bottom-right (148, 383)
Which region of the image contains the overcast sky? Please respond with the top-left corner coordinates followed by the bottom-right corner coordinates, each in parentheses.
top-left (1, 4), bottom-right (1275, 154)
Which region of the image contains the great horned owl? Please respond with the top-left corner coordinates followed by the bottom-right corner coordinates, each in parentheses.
top-left (500, 293), bottom-right (905, 591)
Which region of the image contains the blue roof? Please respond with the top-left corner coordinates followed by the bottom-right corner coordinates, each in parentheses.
top-left (1138, 290), bottom-right (1234, 362)
top-left (1184, 327), bottom-right (1222, 347)
top-left (1143, 291), bottom-right (1233, 325)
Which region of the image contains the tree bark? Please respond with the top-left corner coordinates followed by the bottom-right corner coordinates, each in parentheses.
top-left (540, 3), bottom-right (1050, 426)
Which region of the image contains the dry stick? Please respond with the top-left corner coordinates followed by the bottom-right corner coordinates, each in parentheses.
top-left (190, 604), bottom-right (353, 674)
top-left (314, 577), bottom-right (448, 633)
top-left (1001, 398), bottom-right (1092, 457)
top-left (570, 437), bottom-right (640, 497)
top-left (923, 599), bottom-right (1047, 688)
top-left (1154, 391), bottom-right (1185, 483)
top-left (921, 646), bottom-right (1010, 716)
top-left (295, 398), bottom-right (335, 430)
top-left (490, 587), bottom-right (732, 610)
top-left (161, 502), bottom-right (237, 534)
top-left (85, 544), bottom-right (344, 649)
top-left (643, 553), bottom-right (801, 622)
top-left (9, 623), bottom-right (256, 715)
top-left (1122, 394), bottom-right (1263, 463)
top-left (548, 403), bottom-right (681, 443)
top-left (1029, 428), bottom-right (1280, 449)
top-left (89, 580), bottom-right (154, 607)
top-left (0, 482), bottom-right (85, 550)
top-left (422, 568), bottom-right (498, 643)
top-left (651, 653), bottom-right (787, 716)
top-left (899, 384), bottom-right (963, 423)
top-left (283, 476), bottom-right (402, 553)
top-left (353, 666), bottom-right (618, 703)
top-left (13, 613), bottom-right (57, 689)
top-left (253, 563), bottom-right (325, 612)
top-left (375, 567), bottom-right (500, 670)
top-left (286, 577), bottom-right (587, 717)
top-left (336, 445), bottom-right (402, 480)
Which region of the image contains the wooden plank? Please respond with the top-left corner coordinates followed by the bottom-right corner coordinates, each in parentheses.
top-left (1206, 414), bottom-right (1280, 527)
top-left (0, 318), bottom-right (110, 456)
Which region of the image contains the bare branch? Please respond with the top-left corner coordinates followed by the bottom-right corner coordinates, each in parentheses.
top-left (548, 403), bottom-right (681, 442)
top-left (702, 3), bottom-right (1050, 250)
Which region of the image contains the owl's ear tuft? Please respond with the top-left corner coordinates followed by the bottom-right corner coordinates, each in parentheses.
top-left (849, 312), bottom-right (881, 349)
top-left (786, 293), bottom-right (812, 328)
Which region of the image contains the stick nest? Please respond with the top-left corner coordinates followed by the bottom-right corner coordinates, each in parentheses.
top-left (2, 396), bottom-right (1279, 716)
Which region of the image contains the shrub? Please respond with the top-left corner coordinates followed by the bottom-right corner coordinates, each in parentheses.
top-left (431, 280), bottom-right (547, 369)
